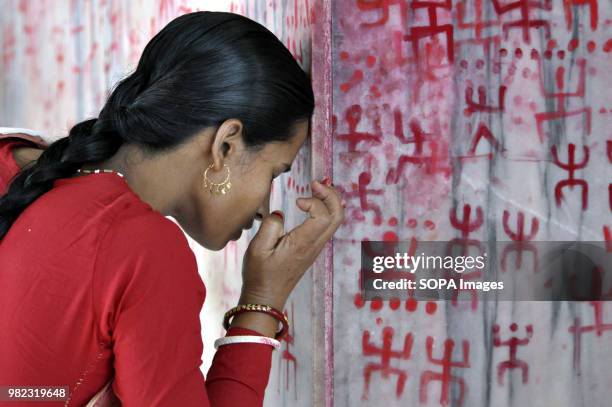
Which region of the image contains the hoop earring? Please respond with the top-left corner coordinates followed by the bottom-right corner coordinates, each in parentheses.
top-left (203, 163), bottom-right (232, 195)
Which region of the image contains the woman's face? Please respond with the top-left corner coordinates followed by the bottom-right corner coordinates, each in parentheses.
top-left (174, 119), bottom-right (309, 251)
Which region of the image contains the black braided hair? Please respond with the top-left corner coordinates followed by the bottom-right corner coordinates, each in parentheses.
top-left (0, 11), bottom-right (314, 240)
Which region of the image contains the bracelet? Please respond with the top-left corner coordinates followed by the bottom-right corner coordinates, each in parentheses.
top-left (214, 335), bottom-right (281, 350)
top-left (223, 303), bottom-right (289, 340)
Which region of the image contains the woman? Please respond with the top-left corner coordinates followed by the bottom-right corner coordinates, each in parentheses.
top-left (0, 11), bottom-right (344, 407)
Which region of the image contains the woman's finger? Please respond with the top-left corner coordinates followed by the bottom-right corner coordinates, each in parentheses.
top-left (309, 180), bottom-right (344, 224)
top-left (287, 196), bottom-right (332, 248)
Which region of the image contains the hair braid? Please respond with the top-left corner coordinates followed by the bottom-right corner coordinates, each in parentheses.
top-left (0, 116), bottom-right (124, 240)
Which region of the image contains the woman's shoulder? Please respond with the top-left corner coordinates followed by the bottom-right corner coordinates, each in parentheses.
top-left (105, 210), bottom-right (191, 252)
top-left (97, 209), bottom-right (197, 274)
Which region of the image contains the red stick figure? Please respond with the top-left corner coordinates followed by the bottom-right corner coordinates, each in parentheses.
top-left (419, 336), bottom-right (470, 406)
top-left (447, 205), bottom-right (485, 310)
top-left (362, 327), bottom-right (414, 400)
top-left (493, 323), bottom-right (534, 385)
top-left (501, 210), bottom-right (539, 272)
top-left (535, 58), bottom-right (591, 142)
top-left (450, 204), bottom-right (484, 240)
top-left (551, 143), bottom-right (589, 210)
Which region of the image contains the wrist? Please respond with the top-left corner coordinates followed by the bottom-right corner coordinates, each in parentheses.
top-left (238, 291), bottom-right (286, 311)
top-left (229, 311), bottom-right (278, 338)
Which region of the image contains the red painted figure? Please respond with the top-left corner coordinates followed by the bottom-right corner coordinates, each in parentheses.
top-left (419, 336), bottom-right (470, 406)
top-left (362, 327), bottom-right (413, 400)
top-left (493, 323), bottom-right (534, 385)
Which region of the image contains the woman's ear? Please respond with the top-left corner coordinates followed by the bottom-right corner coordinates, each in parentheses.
top-left (209, 118), bottom-right (244, 168)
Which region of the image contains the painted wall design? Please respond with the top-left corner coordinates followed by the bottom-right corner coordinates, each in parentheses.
top-left (332, 1), bottom-right (612, 406)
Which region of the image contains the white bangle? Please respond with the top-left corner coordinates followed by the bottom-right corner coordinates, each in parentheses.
top-left (214, 335), bottom-right (281, 350)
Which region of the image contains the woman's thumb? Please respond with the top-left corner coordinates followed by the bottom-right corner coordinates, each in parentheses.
top-left (251, 210), bottom-right (285, 251)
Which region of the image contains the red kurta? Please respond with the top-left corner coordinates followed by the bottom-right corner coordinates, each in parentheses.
top-left (0, 136), bottom-right (273, 406)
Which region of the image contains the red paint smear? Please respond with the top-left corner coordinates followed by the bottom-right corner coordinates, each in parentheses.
top-left (370, 298), bottom-right (383, 311)
top-left (339, 69), bottom-right (363, 92)
top-left (70, 25), bottom-right (84, 35)
top-left (405, 298), bottom-right (418, 312)
top-left (514, 48), bottom-right (523, 58)
top-left (426, 301), bottom-right (437, 314)
top-left (369, 85), bottom-right (381, 98)
top-left (556, 66), bottom-right (565, 90)
top-left (568, 38), bottom-right (579, 51)
top-left (604, 39), bottom-right (612, 52)
top-left (587, 41), bottom-right (596, 53)
top-left (354, 293), bottom-right (365, 309)
top-left (514, 95), bottom-right (523, 106)
top-left (383, 231), bottom-right (398, 241)
top-left (18, 0), bottom-right (27, 13)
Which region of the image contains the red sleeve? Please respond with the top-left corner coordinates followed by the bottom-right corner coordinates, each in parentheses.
top-left (94, 211), bottom-right (273, 407)
top-left (207, 325), bottom-right (274, 406)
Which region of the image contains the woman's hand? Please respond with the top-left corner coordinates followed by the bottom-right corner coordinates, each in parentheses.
top-left (238, 178), bottom-right (345, 312)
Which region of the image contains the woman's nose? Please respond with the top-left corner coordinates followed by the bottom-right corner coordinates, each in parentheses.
top-left (256, 197), bottom-right (271, 220)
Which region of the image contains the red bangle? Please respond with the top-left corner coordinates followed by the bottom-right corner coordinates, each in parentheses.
top-left (223, 303), bottom-right (289, 340)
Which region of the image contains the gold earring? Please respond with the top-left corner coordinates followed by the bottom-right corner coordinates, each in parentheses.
top-left (203, 163), bottom-right (232, 195)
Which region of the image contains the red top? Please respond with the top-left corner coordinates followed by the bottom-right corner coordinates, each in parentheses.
top-left (0, 137), bottom-right (273, 406)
